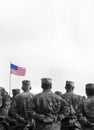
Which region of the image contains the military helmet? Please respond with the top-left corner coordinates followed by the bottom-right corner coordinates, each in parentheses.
top-left (12, 89), bottom-right (20, 94)
top-left (86, 83), bottom-right (94, 90)
top-left (41, 78), bottom-right (52, 85)
top-left (85, 83), bottom-right (94, 96)
top-left (65, 81), bottom-right (75, 89)
top-left (41, 78), bottom-right (52, 89)
top-left (22, 80), bottom-right (31, 90)
top-left (22, 80), bottom-right (30, 85)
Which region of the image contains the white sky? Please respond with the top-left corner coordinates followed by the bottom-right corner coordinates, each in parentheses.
top-left (0, 0), bottom-right (94, 96)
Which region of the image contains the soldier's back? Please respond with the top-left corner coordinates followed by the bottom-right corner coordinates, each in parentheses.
top-left (34, 91), bottom-right (63, 114)
top-left (0, 87), bottom-right (10, 117)
top-left (13, 92), bottom-right (33, 120)
top-left (61, 93), bottom-right (82, 130)
top-left (77, 97), bottom-right (94, 130)
top-left (83, 96), bottom-right (94, 122)
top-left (62, 92), bottom-right (82, 111)
top-left (31, 90), bottom-right (69, 130)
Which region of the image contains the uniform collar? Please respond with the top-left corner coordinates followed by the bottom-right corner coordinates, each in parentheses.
top-left (42, 89), bottom-right (52, 93)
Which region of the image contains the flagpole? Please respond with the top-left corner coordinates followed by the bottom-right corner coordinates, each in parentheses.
top-left (9, 61), bottom-right (11, 96)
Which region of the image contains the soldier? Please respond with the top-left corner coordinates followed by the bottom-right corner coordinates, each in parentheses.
top-left (9, 89), bottom-right (20, 119)
top-left (28, 78), bottom-right (69, 130)
top-left (0, 87), bottom-right (10, 130)
top-left (0, 87), bottom-right (10, 117)
top-left (11, 89), bottom-right (20, 100)
top-left (61, 81), bottom-right (82, 130)
top-left (10, 89), bottom-right (20, 104)
top-left (77, 83), bottom-right (94, 130)
top-left (10, 80), bottom-right (34, 130)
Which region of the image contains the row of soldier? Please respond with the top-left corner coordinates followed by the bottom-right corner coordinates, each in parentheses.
top-left (0, 78), bottom-right (94, 130)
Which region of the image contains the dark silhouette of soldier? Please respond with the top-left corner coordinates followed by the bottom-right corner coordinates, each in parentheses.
top-left (10, 89), bottom-right (20, 105)
top-left (28, 78), bottom-right (69, 130)
top-left (77, 83), bottom-right (94, 130)
top-left (61, 81), bottom-right (82, 130)
top-left (10, 80), bottom-right (34, 130)
top-left (11, 89), bottom-right (20, 99)
top-left (0, 87), bottom-right (10, 130)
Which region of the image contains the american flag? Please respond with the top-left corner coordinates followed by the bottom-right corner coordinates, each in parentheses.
top-left (10, 63), bottom-right (26, 76)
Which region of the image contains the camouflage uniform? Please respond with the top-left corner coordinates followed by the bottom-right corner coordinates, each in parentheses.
top-left (77, 84), bottom-right (94, 130)
top-left (11, 92), bottom-right (33, 120)
top-left (28, 78), bottom-right (69, 130)
top-left (0, 87), bottom-right (10, 117)
top-left (10, 80), bottom-right (34, 130)
top-left (61, 81), bottom-right (82, 130)
top-left (0, 87), bottom-right (10, 130)
top-left (62, 92), bottom-right (82, 113)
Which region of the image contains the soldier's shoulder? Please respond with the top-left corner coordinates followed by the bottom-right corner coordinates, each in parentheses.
top-left (14, 93), bottom-right (22, 100)
top-left (61, 93), bottom-right (71, 99)
top-left (83, 97), bottom-right (94, 110)
top-left (61, 93), bottom-right (81, 101)
top-left (16, 92), bottom-right (33, 98)
top-left (34, 92), bottom-right (55, 99)
top-left (26, 92), bottom-right (34, 99)
top-left (26, 92), bottom-right (34, 96)
top-left (16, 93), bottom-right (21, 97)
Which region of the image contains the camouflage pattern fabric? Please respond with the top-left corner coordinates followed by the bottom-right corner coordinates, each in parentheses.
top-left (0, 123), bottom-right (6, 130)
top-left (10, 92), bottom-right (34, 124)
top-left (0, 87), bottom-right (10, 117)
top-left (62, 92), bottom-right (82, 112)
top-left (28, 90), bottom-right (69, 130)
top-left (77, 96), bottom-right (94, 130)
top-left (0, 87), bottom-right (10, 130)
top-left (61, 92), bottom-right (82, 130)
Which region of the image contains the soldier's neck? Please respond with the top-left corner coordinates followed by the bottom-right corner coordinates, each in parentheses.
top-left (66, 90), bottom-right (73, 93)
top-left (23, 90), bottom-right (30, 93)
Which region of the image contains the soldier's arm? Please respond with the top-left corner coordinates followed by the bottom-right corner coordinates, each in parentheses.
top-left (10, 97), bottom-right (27, 124)
top-left (77, 102), bottom-right (89, 125)
top-left (58, 98), bottom-right (70, 120)
top-left (28, 97), bottom-right (45, 121)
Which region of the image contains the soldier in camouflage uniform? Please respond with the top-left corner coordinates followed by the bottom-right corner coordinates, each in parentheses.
top-left (0, 87), bottom-right (10, 130)
top-left (0, 87), bottom-right (10, 117)
top-left (28, 78), bottom-right (69, 130)
top-left (61, 81), bottom-right (82, 130)
top-left (10, 80), bottom-right (34, 130)
top-left (77, 83), bottom-right (94, 130)
top-left (8, 89), bottom-right (20, 121)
